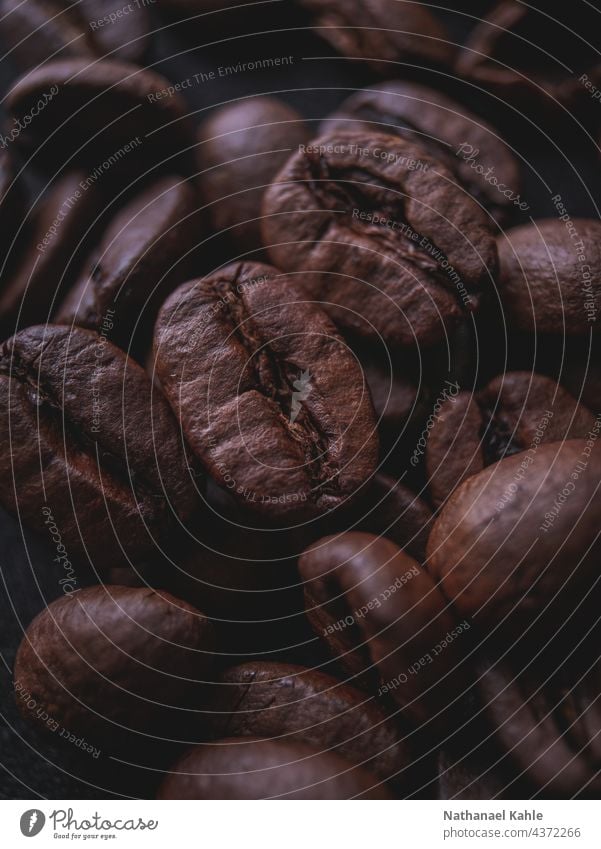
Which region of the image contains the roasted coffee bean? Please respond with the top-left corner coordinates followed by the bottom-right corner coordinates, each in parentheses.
top-left (154, 261), bottom-right (379, 522)
top-left (262, 131), bottom-right (498, 349)
top-left (56, 175), bottom-right (200, 349)
top-left (158, 737), bottom-right (391, 799)
top-left (0, 0), bottom-right (149, 69)
top-left (300, 533), bottom-right (469, 733)
top-left (479, 658), bottom-right (601, 797)
top-left (6, 58), bottom-right (193, 172)
top-left (0, 0), bottom-right (98, 70)
top-left (0, 171), bottom-right (104, 340)
top-left (426, 372), bottom-right (596, 507)
top-left (14, 586), bottom-right (214, 747)
top-left (80, 0), bottom-right (150, 62)
top-left (0, 325), bottom-right (199, 570)
top-left (497, 220), bottom-right (601, 336)
top-left (457, 1), bottom-right (601, 112)
top-left (206, 661), bottom-right (412, 784)
top-left (299, 0), bottom-right (455, 75)
top-left (198, 97), bottom-right (310, 254)
top-left (427, 439), bottom-right (601, 643)
top-left (323, 81), bottom-right (522, 224)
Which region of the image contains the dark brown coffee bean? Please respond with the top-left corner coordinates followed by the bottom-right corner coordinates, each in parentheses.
top-left (198, 97), bottom-right (310, 254)
top-left (0, 171), bottom-right (104, 340)
top-left (0, 0), bottom-right (149, 69)
top-left (426, 372), bottom-right (596, 506)
top-left (153, 261), bottom-right (379, 522)
top-left (0, 325), bottom-right (199, 570)
top-left (56, 175), bottom-right (200, 349)
top-left (497, 220), bottom-right (601, 336)
top-left (0, 0), bottom-right (98, 70)
top-left (427, 439), bottom-right (601, 643)
top-left (323, 81), bottom-right (522, 224)
top-left (457, 1), bottom-right (601, 112)
top-left (80, 0), bottom-right (150, 63)
top-left (479, 658), bottom-right (601, 797)
top-left (14, 586), bottom-right (214, 748)
top-left (262, 131), bottom-right (498, 349)
top-left (206, 661), bottom-right (412, 785)
top-left (299, 0), bottom-right (455, 75)
top-left (158, 737), bottom-right (392, 799)
top-left (300, 533), bottom-right (470, 733)
top-left (6, 58), bottom-right (193, 172)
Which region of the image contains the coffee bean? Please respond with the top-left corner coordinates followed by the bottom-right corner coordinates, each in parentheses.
top-left (300, 533), bottom-right (469, 734)
top-left (479, 658), bottom-right (601, 796)
top-left (206, 661), bottom-right (412, 785)
top-left (80, 0), bottom-right (150, 63)
top-left (0, 171), bottom-right (104, 340)
top-left (457, 2), bottom-right (601, 112)
top-left (0, 0), bottom-right (149, 70)
top-left (323, 81), bottom-right (522, 224)
top-left (0, 325), bottom-right (199, 570)
top-left (0, 0), bottom-right (99, 70)
top-left (153, 261), bottom-right (379, 522)
top-left (6, 58), bottom-right (193, 173)
top-left (497, 220), bottom-right (601, 335)
top-left (56, 175), bottom-right (200, 351)
top-left (198, 97), bottom-right (310, 254)
top-left (427, 439), bottom-right (601, 643)
top-left (426, 372), bottom-right (596, 506)
top-left (158, 737), bottom-right (391, 798)
top-left (299, 0), bottom-right (455, 75)
top-left (14, 585), bottom-right (214, 747)
top-left (262, 130), bottom-right (498, 349)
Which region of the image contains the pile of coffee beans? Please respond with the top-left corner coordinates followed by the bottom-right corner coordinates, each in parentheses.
top-left (1, 0), bottom-right (600, 800)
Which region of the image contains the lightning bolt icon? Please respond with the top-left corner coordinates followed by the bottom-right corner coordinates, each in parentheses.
top-left (29, 812), bottom-right (38, 833)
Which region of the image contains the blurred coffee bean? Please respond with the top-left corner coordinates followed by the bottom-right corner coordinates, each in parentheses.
top-left (457, 1), bottom-right (601, 113)
top-left (298, 0), bottom-right (456, 75)
top-left (0, 325), bottom-right (199, 570)
top-left (0, 171), bottom-right (104, 340)
top-left (198, 96), bottom-right (310, 256)
top-left (56, 175), bottom-right (200, 352)
top-left (427, 439), bottom-right (601, 645)
top-left (300, 533), bottom-right (470, 735)
top-left (479, 658), bottom-right (601, 797)
top-left (158, 737), bottom-right (392, 798)
top-left (0, 0), bottom-right (149, 69)
top-left (14, 586), bottom-right (214, 749)
top-left (6, 58), bottom-right (194, 174)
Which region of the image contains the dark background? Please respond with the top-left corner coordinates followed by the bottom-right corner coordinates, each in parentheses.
top-left (1, 0), bottom-right (600, 799)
